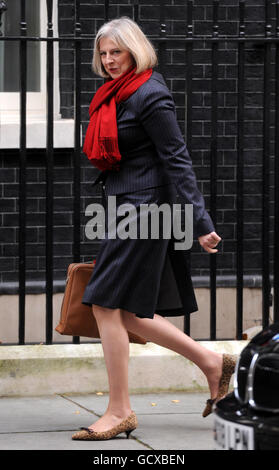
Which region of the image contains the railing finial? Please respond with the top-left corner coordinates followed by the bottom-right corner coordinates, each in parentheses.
top-left (0, 0), bottom-right (7, 37)
top-left (46, 0), bottom-right (53, 36)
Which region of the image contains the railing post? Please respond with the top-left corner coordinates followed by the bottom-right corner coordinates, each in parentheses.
top-left (72, 0), bottom-right (81, 345)
top-left (209, 0), bottom-right (220, 340)
top-left (73, 0), bottom-right (81, 265)
top-left (236, 0), bottom-right (245, 340)
top-left (158, 0), bottom-right (167, 80)
top-left (18, 0), bottom-right (27, 345)
top-left (183, 0), bottom-right (194, 337)
top-left (46, 0), bottom-right (54, 344)
top-left (133, 0), bottom-right (139, 23)
top-left (274, 0), bottom-right (279, 322)
top-left (104, 0), bottom-right (109, 22)
top-left (262, 0), bottom-right (272, 329)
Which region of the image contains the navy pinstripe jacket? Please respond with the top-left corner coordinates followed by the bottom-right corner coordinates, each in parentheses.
top-left (91, 69), bottom-right (215, 238)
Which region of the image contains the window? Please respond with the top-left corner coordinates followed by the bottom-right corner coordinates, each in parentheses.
top-left (0, 0), bottom-right (41, 93)
top-left (0, 0), bottom-right (46, 115)
top-left (0, 0), bottom-right (74, 148)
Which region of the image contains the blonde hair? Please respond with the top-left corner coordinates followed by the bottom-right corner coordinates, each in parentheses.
top-left (92, 17), bottom-right (158, 78)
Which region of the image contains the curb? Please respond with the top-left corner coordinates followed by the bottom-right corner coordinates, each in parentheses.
top-left (0, 340), bottom-right (248, 397)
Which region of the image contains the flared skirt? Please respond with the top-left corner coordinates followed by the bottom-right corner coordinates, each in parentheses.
top-left (82, 183), bottom-right (198, 319)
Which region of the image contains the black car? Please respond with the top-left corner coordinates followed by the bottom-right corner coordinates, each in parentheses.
top-left (213, 323), bottom-right (279, 450)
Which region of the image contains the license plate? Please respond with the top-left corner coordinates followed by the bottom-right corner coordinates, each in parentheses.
top-left (213, 414), bottom-right (254, 450)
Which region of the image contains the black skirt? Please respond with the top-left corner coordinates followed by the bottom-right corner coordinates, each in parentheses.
top-left (82, 183), bottom-right (198, 319)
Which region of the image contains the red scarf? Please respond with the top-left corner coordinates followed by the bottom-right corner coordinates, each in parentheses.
top-left (83, 65), bottom-right (153, 171)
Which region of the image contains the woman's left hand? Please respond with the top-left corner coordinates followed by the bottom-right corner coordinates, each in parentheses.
top-left (198, 231), bottom-right (222, 254)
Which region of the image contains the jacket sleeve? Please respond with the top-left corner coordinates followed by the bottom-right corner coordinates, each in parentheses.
top-left (136, 82), bottom-right (215, 238)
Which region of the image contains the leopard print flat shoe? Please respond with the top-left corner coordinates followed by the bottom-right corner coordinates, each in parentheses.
top-left (202, 353), bottom-right (238, 418)
top-left (72, 411), bottom-right (138, 441)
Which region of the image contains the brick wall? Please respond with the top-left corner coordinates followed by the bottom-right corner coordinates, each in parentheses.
top-left (0, 0), bottom-right (276, 290)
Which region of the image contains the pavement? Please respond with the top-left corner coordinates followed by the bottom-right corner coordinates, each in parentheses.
top-left (0, 391), bottom-right (217, 452)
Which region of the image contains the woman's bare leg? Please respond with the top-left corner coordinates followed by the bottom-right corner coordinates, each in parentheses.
top-left (121, 311), bottom-right (223, 400)
top-left (87, 305), bottom-right (223, 432)
top-left (87, 304), bottom-right (132, 432)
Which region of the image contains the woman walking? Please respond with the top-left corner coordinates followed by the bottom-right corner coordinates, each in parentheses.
top-left (72, 17), bottom-right (237, 441)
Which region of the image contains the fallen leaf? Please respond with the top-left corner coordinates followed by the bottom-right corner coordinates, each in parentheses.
top-left (151, 402), bottom-right (157, 406)
top-left (74, 410), bottom-right (80, 414)
top-left (172, 400), bottom-right (180, 403)
top-left (96, 392), bottom-right (103, 395)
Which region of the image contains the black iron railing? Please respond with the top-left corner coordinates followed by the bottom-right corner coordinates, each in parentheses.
top-left (0, 0), bottom-right (279, 344)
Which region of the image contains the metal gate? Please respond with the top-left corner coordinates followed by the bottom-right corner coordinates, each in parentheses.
top-left (0, 0), bottom-right (278, 344)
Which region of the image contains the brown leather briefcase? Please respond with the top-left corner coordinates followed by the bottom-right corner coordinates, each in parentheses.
top-left (55, 261), bottom-right (147, 344)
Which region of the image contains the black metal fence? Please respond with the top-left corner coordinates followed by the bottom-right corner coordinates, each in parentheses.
top-left (0, 0), bottom-right (279, 345)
